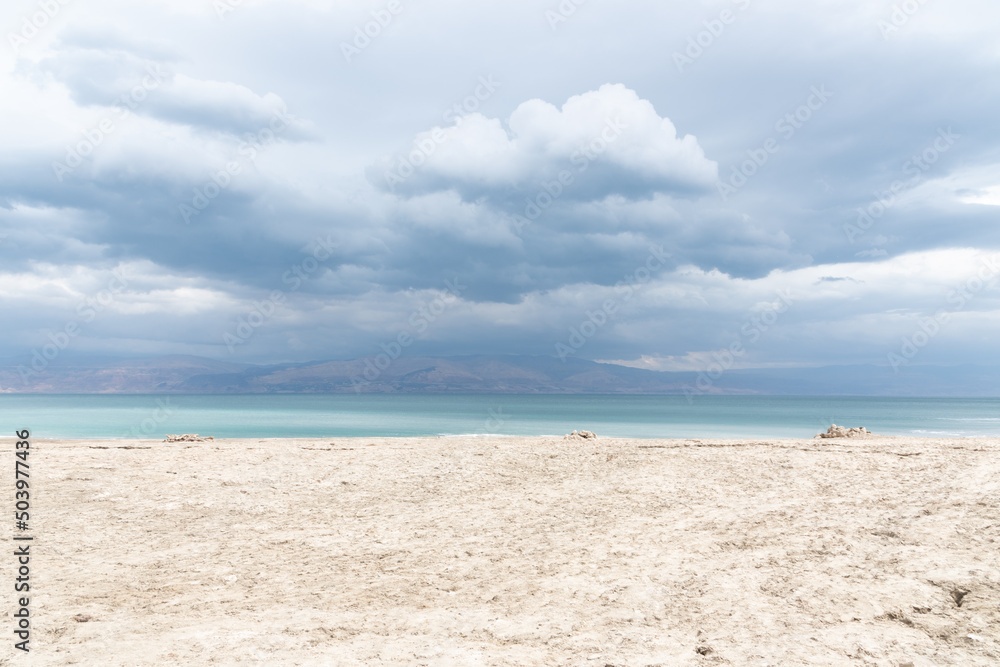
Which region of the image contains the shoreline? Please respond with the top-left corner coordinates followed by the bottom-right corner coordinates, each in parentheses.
top-left (6, 432), bottom-right (1000, 442)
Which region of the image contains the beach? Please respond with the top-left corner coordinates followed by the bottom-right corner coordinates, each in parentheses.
top-left (11, 435), bottom-right (999, 665)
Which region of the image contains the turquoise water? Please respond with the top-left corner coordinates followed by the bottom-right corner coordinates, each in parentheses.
top-left (1, 394), bottom-right (998, 439)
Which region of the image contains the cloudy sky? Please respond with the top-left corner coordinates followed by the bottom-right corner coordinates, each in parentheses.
top-left (1, 0), bottom-right (998, 373)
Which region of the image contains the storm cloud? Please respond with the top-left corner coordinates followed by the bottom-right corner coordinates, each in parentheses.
top-left (1, 0), bottom-right (998, 377)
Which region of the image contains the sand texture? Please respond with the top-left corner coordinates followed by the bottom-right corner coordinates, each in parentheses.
top-left (4, 435), bottom-right (999, 665)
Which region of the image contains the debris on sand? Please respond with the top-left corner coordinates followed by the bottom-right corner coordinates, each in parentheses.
top-left (164, 434), bottom-right (214, 442)
top-left (815, 424), bottom-right (874, 439)
top-left (565, 430), bottom-right (598, 440)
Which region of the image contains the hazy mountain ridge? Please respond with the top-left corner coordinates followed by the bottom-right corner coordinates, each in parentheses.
top-left (0, 354), bottom-right (997, 396)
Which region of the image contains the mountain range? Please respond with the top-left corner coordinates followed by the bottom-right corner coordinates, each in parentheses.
top-left (1, 355), bottom-right (998, 396)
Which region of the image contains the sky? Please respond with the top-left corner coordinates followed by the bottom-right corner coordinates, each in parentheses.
top-left (1, 0), bottom-right (999, 374)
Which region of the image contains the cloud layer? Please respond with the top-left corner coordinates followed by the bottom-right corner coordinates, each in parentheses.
top-left (1, 0), bottom-right (998, 380)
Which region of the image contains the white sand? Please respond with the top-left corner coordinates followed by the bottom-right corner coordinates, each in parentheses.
top-left (9, 435), bottom-right (999, 665)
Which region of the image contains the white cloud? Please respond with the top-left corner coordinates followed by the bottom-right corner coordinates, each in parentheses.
top-left (0, 260), bottom-right (237, 314)
top-left (382, 83), bottom-right (718, 200)
top-left (959, 184), bottom-right (1000, 207)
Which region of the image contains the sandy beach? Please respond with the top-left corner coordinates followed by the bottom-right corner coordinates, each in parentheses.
top-left (7, 435), bottom-right (999, 665)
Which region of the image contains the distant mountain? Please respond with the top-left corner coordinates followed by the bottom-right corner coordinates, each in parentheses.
top-left (0, 355), bottom-right (251, 394)
top-left (0, 355), bottom-right (689, 394)
top-left (0, 354), bottom-right (997, 396)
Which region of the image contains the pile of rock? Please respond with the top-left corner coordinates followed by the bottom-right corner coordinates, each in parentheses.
top-left (164, 434), bottom-right (214, 442)
top-left (565, 430), bottom-right (598, 440)
top-left (815, 424), bottom-right (873, 439)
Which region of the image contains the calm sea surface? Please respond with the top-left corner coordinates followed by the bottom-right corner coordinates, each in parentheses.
top-left (1, 394), bottom-right (998, 439)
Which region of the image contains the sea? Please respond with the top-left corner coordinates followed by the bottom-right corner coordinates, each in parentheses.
top-left (1, 394), bottom-right (999, 440)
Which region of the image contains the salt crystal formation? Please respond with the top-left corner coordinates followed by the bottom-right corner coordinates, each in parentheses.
top-left (815, 424), bottom-right (873, 439)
